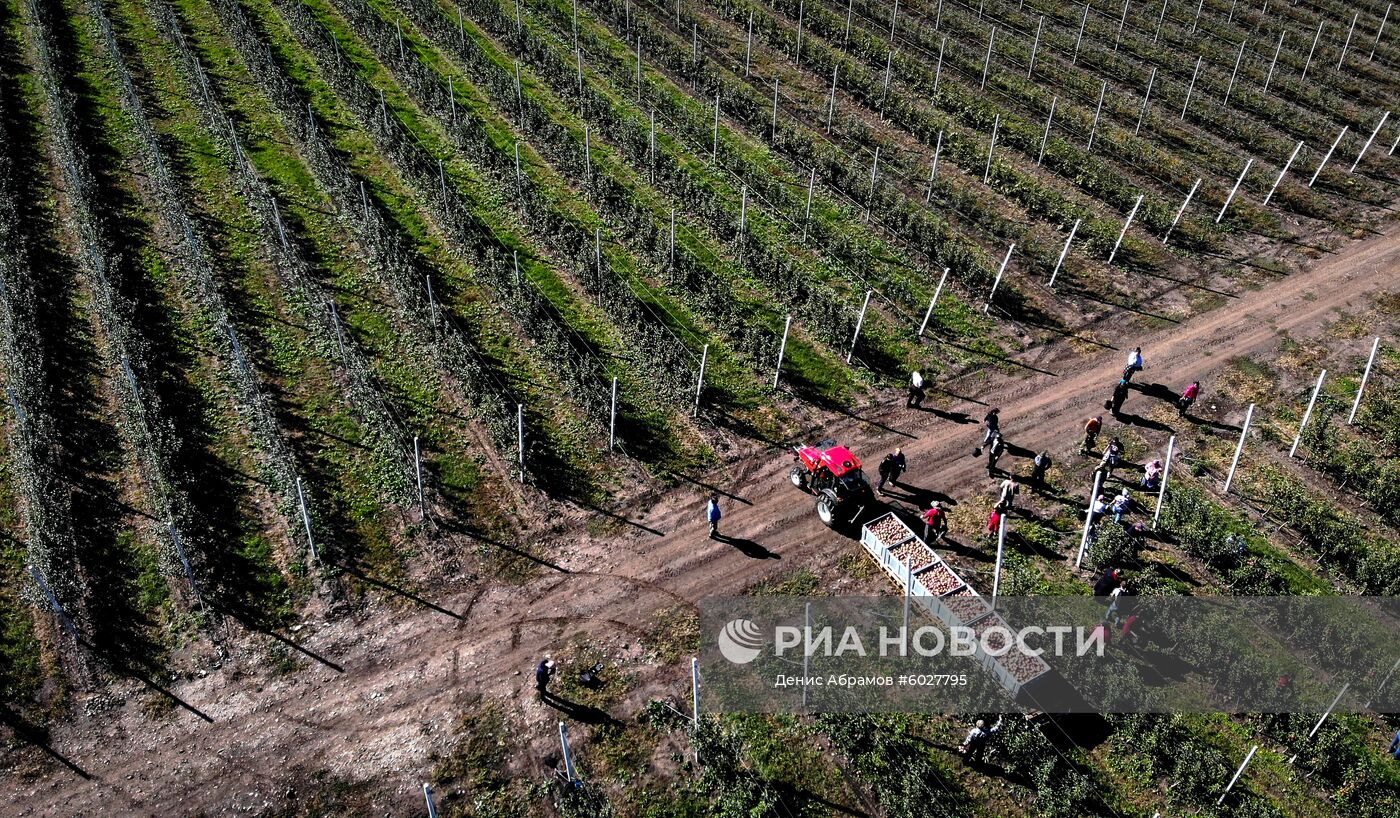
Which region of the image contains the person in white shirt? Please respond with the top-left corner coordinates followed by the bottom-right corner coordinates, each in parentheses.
top-left (1123, 347), bottom-right (1144, 382)
top-left (907, 370), bottom-right (926, 408)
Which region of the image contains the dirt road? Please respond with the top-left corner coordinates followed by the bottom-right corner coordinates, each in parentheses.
top-left (7, 223), bottom-right (1400, 815)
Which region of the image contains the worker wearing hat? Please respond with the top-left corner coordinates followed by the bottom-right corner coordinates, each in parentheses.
top-left (535, 657), bottom-right (556, 699)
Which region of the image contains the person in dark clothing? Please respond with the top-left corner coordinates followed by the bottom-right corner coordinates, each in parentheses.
top-left (877, 448), bottom-right (906, 494)
top-left (1098, 438), bottom-right (1124, 478)
top-left (986, 433), bottom-right (1006, 476)
top-left (1093, 568), bottom-right (1124, 598)
top-left (1389, 728), bottom-right (1400, 760)
top-left (1031, 451), bottom-right (1053, 487)
top-left (535, 658), bottom-right (556, 698)
top-left (1109, 379), bottom-right (1130, 417)
top-left (982, 408), bottom-right (1001, 446)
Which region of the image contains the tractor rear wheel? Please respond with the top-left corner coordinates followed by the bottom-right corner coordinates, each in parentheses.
top-left (816, 495), bottom-right (837, 527)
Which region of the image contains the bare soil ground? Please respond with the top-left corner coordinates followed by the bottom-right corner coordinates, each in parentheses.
top-left (6, 221), bottom-right (1400, 816)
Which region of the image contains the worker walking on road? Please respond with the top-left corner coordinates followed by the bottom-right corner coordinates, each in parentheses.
top-left (706, 494), bottom-right (722, 539)
top-left (535, 657), bottom-right (556, 699)
top-left (1108, 378), bottom-right (1130, 417)
top-left (986, 433), bottom-right (1006, 477)
top-left (907, 370), bottom-right (926, 408)
top-left (1178, 381), bottom-right (1201, 416)
top-left (1123, 347), bottom-right (1144, 382)
top-left (982, 408), bottom-right (1001, 446)
top-left (922, 501), bottom-right (948, 543)
top-left (1081, 416), bottom-right (1103, 455)
top-left (877, 448), bottom-right (906, 494)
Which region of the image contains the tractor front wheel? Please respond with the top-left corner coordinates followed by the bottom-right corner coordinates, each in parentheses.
top-left (789, 467), bottom-right (808, 491)
top-left (816, 495), bottom-right (837, 527)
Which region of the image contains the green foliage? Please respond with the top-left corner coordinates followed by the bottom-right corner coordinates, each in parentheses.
top-left (1086, 523), bottom-right (1139, 569)
top-left (818, 714), bottom-right (970, 818)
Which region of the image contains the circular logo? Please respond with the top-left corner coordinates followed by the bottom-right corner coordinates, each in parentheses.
top-left (718, 619), bottom-right (764, 664)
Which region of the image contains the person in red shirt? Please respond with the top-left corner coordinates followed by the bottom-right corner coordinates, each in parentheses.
top-left (922, 501), bottom-right (948, 543)
top-left (986, 508), bottom-right (1003, 540)
top-left (1081, 415), bottom-right (1103, 454)
top-left (1178, 381), bottom-right (1202, 416)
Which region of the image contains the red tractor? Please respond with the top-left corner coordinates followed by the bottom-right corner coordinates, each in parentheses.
top-left (789, 440), bottom-right (875, 527)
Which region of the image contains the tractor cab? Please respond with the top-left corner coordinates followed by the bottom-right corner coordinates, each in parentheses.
top-left (789, 440), bottom-right (874, 527)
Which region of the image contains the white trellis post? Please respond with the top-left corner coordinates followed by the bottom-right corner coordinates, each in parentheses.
top-left (1076, 470), bottom-right (1104, 569)
top-left (1152, 435), bottom-right (1175, 528)
top-left (1073, 3), bottom-right (1089, 64)
top-left (693, 344), bottom-right (709, 416)
top-left (711, 94), bottom-right (720, 162)
top-left (1338, 13), bottom-right (1359, 69)
top-left (1302, 20), bottom-right (1324, 81)
top-left (414, 435), bottom-right (425, 511)
top-left (1288, 683), bottom-right (1349, 764)
top-left (1190, 0), bottom-right (1204, 31)
top-left (1216, 158), bottom-right (1253, 223)
top-left (771, 79), bottom-right (780, 134)
top-left (1028, 16), bottom-right (1043, 77)
top-left (1049, 219), bottom-right (1081, 288)
top-left (826, 64), bottom-right (838, 131)
top-left (773, 315), bottom-right (791, 388)
top-left (1349, 337), bottom-right (1381, 423)
top-left (739, 184), bottom-right (748, 234)
top-left (1365, 656), bottom-right (1400, 708)
top-left (1136, 67), bottom-right (1156, 135)
top-left (981, 26), bottom-right (996, 90)
top-left (1264, 141), bottom-right (1304, 205)
top-left (1217, 744), bottom-right (1259, 805)
top-left (1181, 56), bottom-right (1203, 120)
top-left (934, 35), bottom-right (947, 96)
top-left (877, 51), bottom-right (894, 115)
top-left (559, 722), bottom-right (579, 784)
top-left (1290, 369), bottom-right (1327, 457)
top-left (1350, 111), bottom-right (1390, 172)
top-left (1372, 4), bottom-right (1393, 62)
top-left (1225, 40), bottom-right (1245, 104)
top-left (608, 376), bottom-right (617, 451)
top-left (29, 566), bottom-right (78, 641)
top-left (1163, 178), bottom-right (1201, 244)
top-left (795, 0), bottom-right (805, 64)
top-left (1264, 30), bottom-right (1284, 92)
top-left (918, 269), bottom-right (950, 336)
top-left (296, 476), bottom-right (318, 561)
top-left (991, 514), bottom-right (1007, 607)
top-left (984, 115), bottom-right (999, 183)
top-left (1038, 96), bottom-right (1057, 165)
top-left (745, 10), bottom-right (753, 75)
top-left (425, 275), bottom-right (438, 330)
top-left (517, 403), bottom-right (525, 474)
top-left (1223, 403), bottom-right (1255, 494)
top-left (803, 168), bottom-right (816, 240)
top-left (928, 131), bottom-right (944, 200)
top-left (984, 244), bottom-right (1015, 313)
top-left (889, 0), bottom-right (899, 38)
top-left (691, 657), bottom-right (701, 724)
top-left (1153, 0), bottom-right (1167, 42)
top-left (847, 291), bottom-right (872, 363)
top-left (903, 557), bottom-right (912, 636)
top-left (169, 524), bottom-right (203, 613)
top-left (424, 783), bottom-right (439, 818)
top-left (866, 148), bottom-right (881, 219)
top-left (1087, 81), bottom-right (1107, 152)
top-left (1309, 126), bottom-right (1348, 186)
top-left (1115, 0), bottom-right (1130, 49)
top-left (1108, 195), bottom-right (1143, 264)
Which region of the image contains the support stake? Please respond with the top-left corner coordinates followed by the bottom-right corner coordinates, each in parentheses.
top-left (1309, 126), bottom-right (1348, 186)
top-left (1264, 141), bottom-right (1304, 205)
top-left (1076, 470), bottom-right (1104, 569)
top-left (1223, 403), bottom-right (1254, 494)
top-left (1163, 178), bottom-right (1201, 244)
top-left (847, 291), bottom-right (872, 363)
top-left (1049, 219), bottom-right (1081, 288)
top-left (1216, 158), bottom-right (1253, 223)
top-left (1290, 370), bottom-right (1327, 457)
top-left (1348, 337), bottom-right (1381, 423)
top-left (984, 244), bottom-right (1015, 313)
top-left (1350, 111), bottom-right (1390, 172)
top-left (1152, 436), bottom-right (1175, 528)
top-left (918, 269), bottom-right (950, 336)
top-left (1109, 195), bottom-right (1143, 264)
